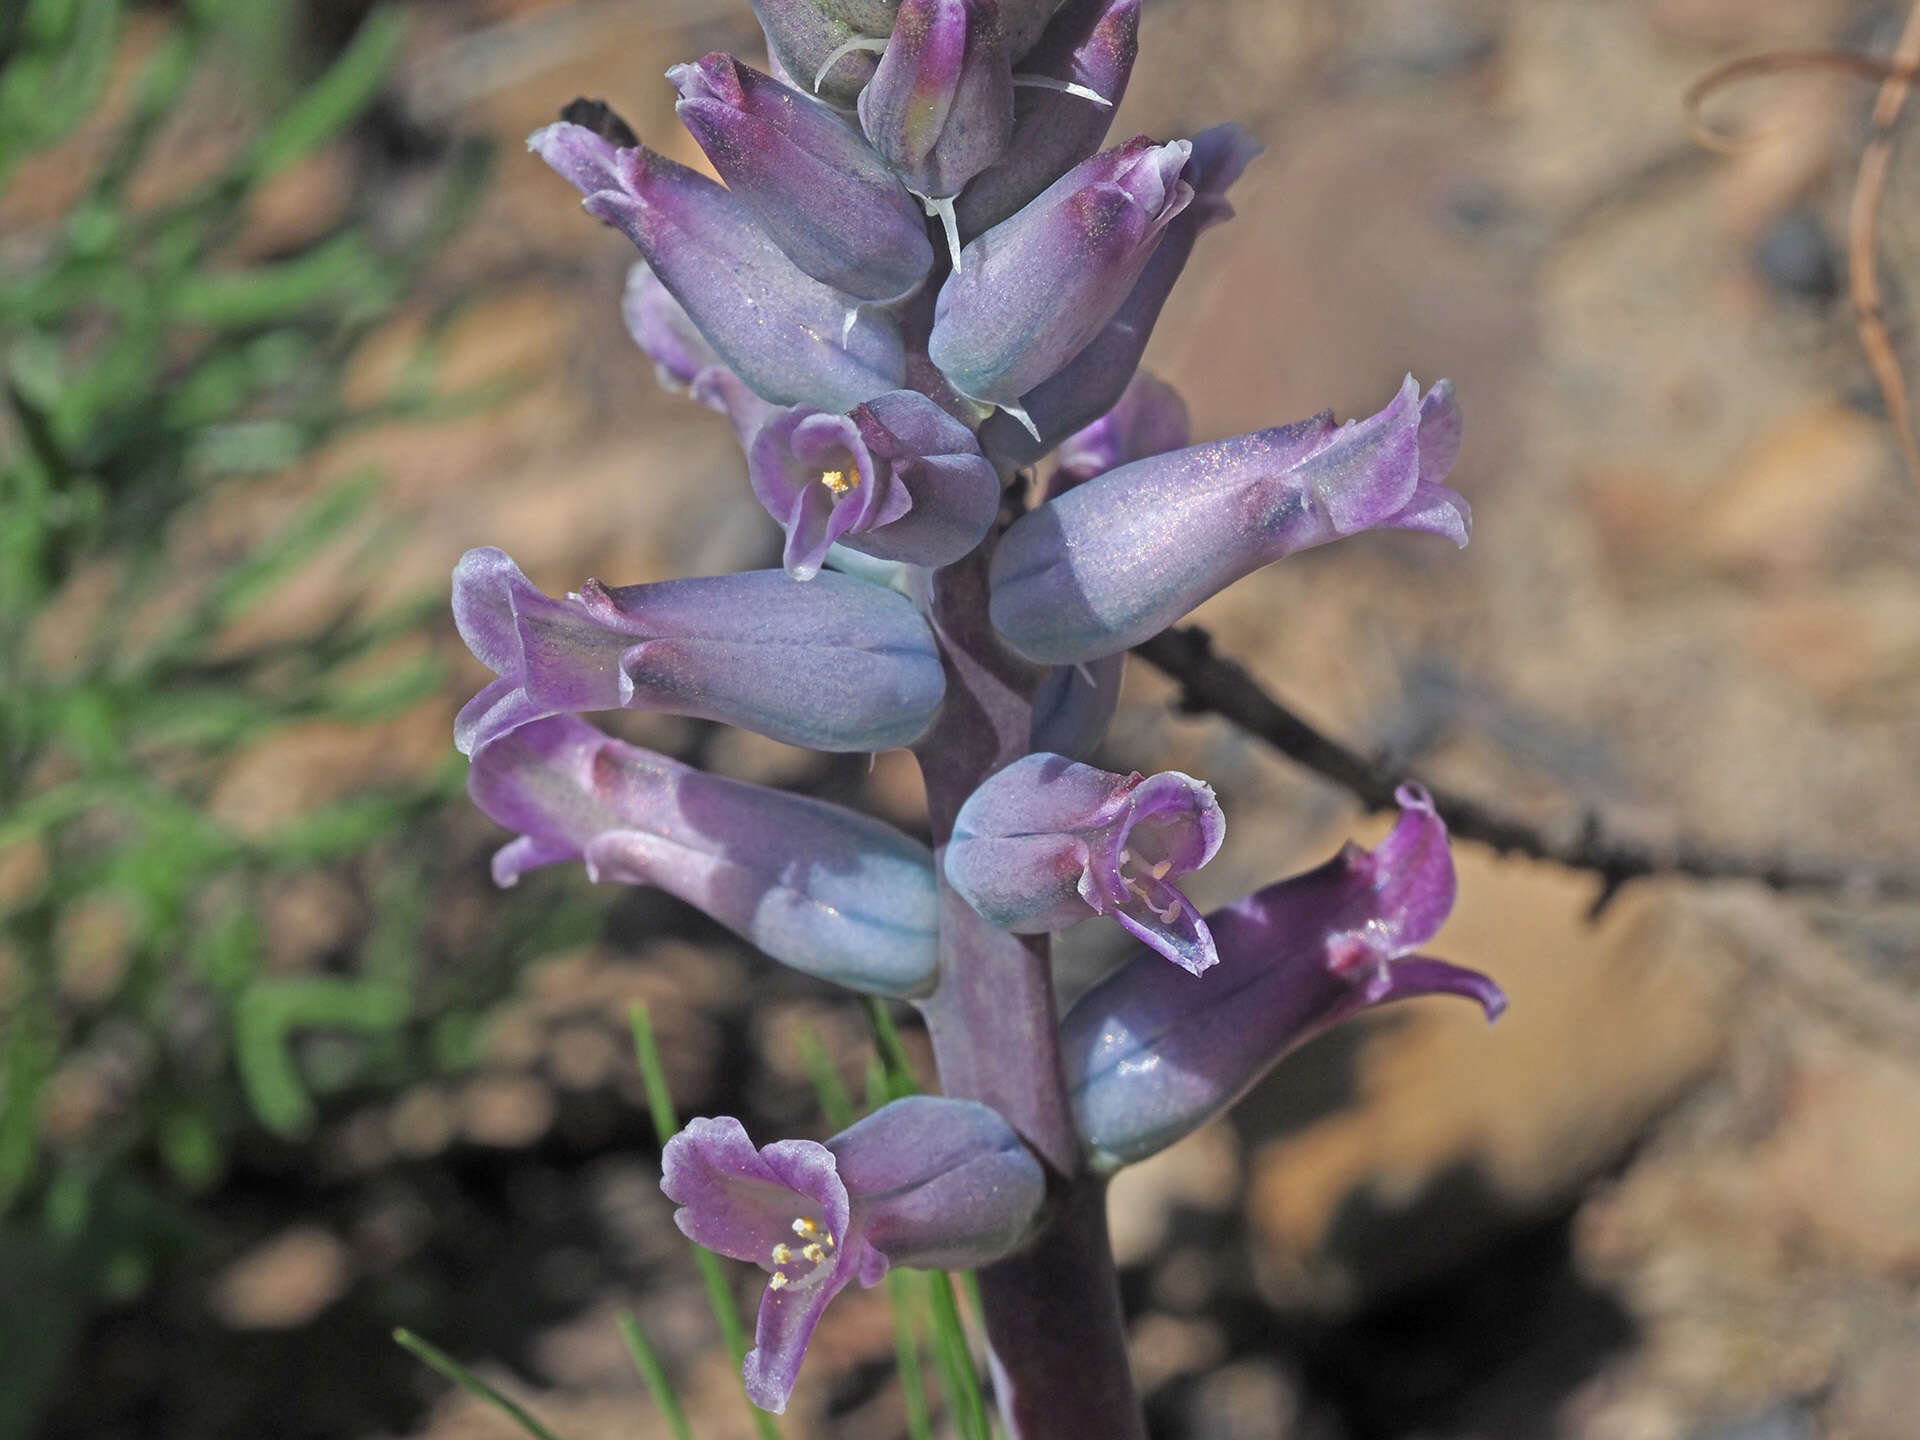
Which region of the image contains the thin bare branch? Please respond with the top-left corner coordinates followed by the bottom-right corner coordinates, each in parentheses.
top-left (1134, 626), bottom-right (1920, 914)
top-left (1848, 3), bottom-right (1920, 490)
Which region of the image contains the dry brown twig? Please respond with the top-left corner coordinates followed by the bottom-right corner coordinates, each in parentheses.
top-left (1685, 11), bottom-right (1920, 488)
top-left (1134, 626), bottom-right (1920, 916)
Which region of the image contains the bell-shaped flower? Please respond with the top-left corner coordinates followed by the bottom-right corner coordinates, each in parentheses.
top-left (662, 1097), bottom-right (1047, 1412)
top-left (954, 0), bottom-right (1139, 239)
top-left (1061, 785), bottom-right (1506, 1170)
top-left (981, 122), bottom-right (1259, 467)
top-left (622, 260), bottom-right (718, 393)
top-left (751, 0), bottom-right (883, 108)
top-left (858, 0), bottom-right (1015, 201)
top-left (1051, 370), bottom-right (1190, 492)
top-left (452, 547), bottom-right (944, 755)
top-left (927, 136), bottom-right (1193, 421)
top-left (946, 752), bottom-right (1226, 974)
top-left (530, 120), bottom-right (904, 412)
top-left (471, 716), bottom-right (941, 997)
top-left (748, 389), bottom-right (1001, 580)
top-left (990, 375), bottom-right (1471, 664)
top-left (1028, 651), bottom-right (1124, 760)
top-left (670, 54), bottom-right (934, 302)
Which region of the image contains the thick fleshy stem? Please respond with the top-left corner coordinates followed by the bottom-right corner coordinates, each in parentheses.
top-left (912, 544), bottom-right (1146, 1440)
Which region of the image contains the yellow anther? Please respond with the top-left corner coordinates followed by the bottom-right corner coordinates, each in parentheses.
top-left (771, 1243), bottom-right (792, 1265)
top-left (802, 1243), bottom-right (826, 1264)
top-left (769, 1272), bottom-right (790, 1290)
top-left (821, 1232), bottom-right (835, 1249)
top-left (793, 1216), bottom-right (820, 1238)
top-left (1149, 860), bottom-right (1172, 880)
top-left (819, 468), bottom-right (853, 497)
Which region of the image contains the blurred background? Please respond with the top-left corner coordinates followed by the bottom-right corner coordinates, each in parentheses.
top-left (4, 0), bottom-right (1920, 1436)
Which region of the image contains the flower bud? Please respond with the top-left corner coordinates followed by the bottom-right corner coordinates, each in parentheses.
top-left (980, 122), bottom-right (1260, 466)
top-left (471, 716), bottom-right (941, 997)
top-left (452, 547), bottom-right (944, 755)
top-left (858, 0), bottom-right (1015, 200)
top-left (670, 54), bottom-right (934, 302)
top-left (1028, 651), bottom-right (1124, 760)
top-left (1051, 370), bottom-right (1190, 491)
top-left (998, 0), bottom-right (1068, 60)
top-left (811, 0), bottom-right (902, 34)
top-left (946, 752), bottom-right (1225, 974)
top-left (663, 1098), bottom-right (1045, 1412)
top-left (1061, 786), bottom-right (1506, 1170)
top-left (927, 136), bottom-right (1192, 416)
top-left (751, 0), bottom-right (884, 108)
top-left (954, 0), bottom-right (1139, 238)
top-left (748, 389), bottom-right (1000, 579)
top-left (531, 121), bottom-right (905, 412)
top-left (990, 376), bottom-right (1471, 664)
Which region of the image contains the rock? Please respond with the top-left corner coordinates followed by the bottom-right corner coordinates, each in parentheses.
top-left (209, 1226), bottom-right (352, 1330)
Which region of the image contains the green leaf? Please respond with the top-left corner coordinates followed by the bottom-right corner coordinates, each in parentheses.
top-left (164, 233), bottom-right (387, 328)
top-left (233, 976), bottom-right (408, 1136)
top-left (614, 1310), bottom-right (696, 1440)
top-left (392, 1329), bottom-right (569, 1440)
top-left (243, 8), bottom-right (408, 180)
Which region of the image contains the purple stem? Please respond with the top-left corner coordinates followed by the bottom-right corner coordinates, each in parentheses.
top-left (914, 545), bottom-right (1146, 1440)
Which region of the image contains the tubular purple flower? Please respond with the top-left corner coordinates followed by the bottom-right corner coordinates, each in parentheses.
top-left (858, 0), bottom-right (1015, 200)
top-left (954, 0), bottom-right (1139, 239)
top-left (530, 121), bottom-right (904, 412)
top-left (989, 375), bottom-right (1472, 664)
top-left (661, 1097), bottom-right (1046, 1412)
top-left (751, 0), bottom-right (883, 108)
top-left (452, 547), bottom-right (944, 755)
top-left (981, 121), bottom-right (1261, 467)
top-left (1028, 651), bottom-right (1124, 760)
top-left (927, 135), bottom-right (1193, 418)
top-left (1061, 785), bottom-right (1507, 1170)
top-left (670, 54), bottom-right (934, 302)
top-left (748, 389), bottom-right (1001, 579)
top-left (946, 752), bottom-right (1226, 974)
top-left (1051, 369), bottom-right (1190, 492)
top-left (470, 716), bottom-right (941, 996)
top-left (621, 261), bottom-right (718, 392)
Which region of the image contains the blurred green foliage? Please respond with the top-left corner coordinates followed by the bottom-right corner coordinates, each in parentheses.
top-left (0, 3), bottom-right (600, 1432)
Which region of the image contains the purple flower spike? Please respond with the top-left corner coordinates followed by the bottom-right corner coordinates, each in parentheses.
top-left (954, 0), bottom-right (1140, 239)
top-left (1061, 785), bottom-right (1507, 1170)
top-left (1052, 369), bottom-right (1190, 492)
top-left (990, 375), bottom-right (1472, 664)
top-left (946, 752), bottom-right (1226, 974)
top-left (751, 0), bottom-right (883, 108)
top-left (662, 1097), bottom-right (1045, 1412)
top-left (928, 136), bottom-right (1193, 419)
top-left (529, 121), bottom-right (904, 412)
top-left (748, 389), bottom-right (1000, 580)
top-left (452, 547), bottom-right (944, 755)
top-left (471, 716), bottom-right (940, 996)
top-left (858, 0), bottom-right (1015, 201)
top-left (670, 54), bottom-right (934, 302)
top-left (981, 122), bottom-right (1261, 467)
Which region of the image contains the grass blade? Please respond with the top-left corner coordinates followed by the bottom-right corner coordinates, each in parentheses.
top-left (886, 1273), bottom-right (933, 1440)
top-left (629, 1004), bottom-right (782, 1440)
top-left (614, 1309), bottom-right (695, 1440)
top-left (795, 1028), bottom-right (857, 1131)
top-left (392, 1328), bottom-right (567, 1440)
top-left (925, 1271), bottom-right (991, 1440)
